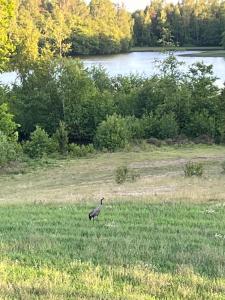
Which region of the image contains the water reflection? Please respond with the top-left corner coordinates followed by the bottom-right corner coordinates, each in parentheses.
top-left (1, 51), bottom-right (224, 87)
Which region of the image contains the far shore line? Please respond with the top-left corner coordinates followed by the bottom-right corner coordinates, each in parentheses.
top-left (130, 46), bottom-right (225, 58)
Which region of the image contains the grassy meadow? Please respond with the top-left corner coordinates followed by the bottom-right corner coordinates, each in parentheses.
top-left (0, 144), bottom-right (225, 299)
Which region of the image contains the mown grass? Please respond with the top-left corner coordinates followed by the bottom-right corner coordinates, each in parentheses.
top-left (1, 144), bottom-right (225, 203)
top-left (0, 144), bottom-right (225, 298)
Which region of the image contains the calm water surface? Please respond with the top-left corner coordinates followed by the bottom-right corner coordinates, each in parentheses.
top-left (1, 51), bottom-right (225, 87)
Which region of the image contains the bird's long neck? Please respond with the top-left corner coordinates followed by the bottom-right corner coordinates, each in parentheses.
top-left (100, 199), bottom-right (103, 205)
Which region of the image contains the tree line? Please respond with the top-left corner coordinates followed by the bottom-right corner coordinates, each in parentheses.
top-left (1, 0), bottom-right (225, 74)
top-left (1, 55), bottom-right (225, 166)
top-left (133, 0), bottom-right (225, 47)
top-left (0, 0), bottom-right (133, 72)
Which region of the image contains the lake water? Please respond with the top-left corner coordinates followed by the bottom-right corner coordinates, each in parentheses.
top-left (1, 51), bottom-right (225, 87)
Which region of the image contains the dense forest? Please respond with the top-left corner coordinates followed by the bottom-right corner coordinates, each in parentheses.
top-left (133, 0), bottom-right (225, 47)
top-left (0, 0), bottom-right (133, 72)
top-left (1, 0), bottom-right (225, 74)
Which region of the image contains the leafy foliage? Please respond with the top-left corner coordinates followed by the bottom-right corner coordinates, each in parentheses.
top-left (0, 132), bottom-right (21, 167)
top-left (11, 60), bottom-right (63, 136)
top-left (0, 103), bottom-right (18, 140)
top-left (94, 114), bottom-right (130, 151)
top-left (1, 0), bottom-right (225, 71)
top-left (23, 126), bottom-right (55, 159)
top-left (158, 113), bottom-right (179, 139)
top-left (54, 121), bottom-right (69, 155)
top-left (133, 0), bottom-right (225, 47)
top-left (9, 54), bottom-right (225, 149)
top-left (0, 0), bottom-right (15, 71)
top-left (58, 59), bottom-right (114, 143)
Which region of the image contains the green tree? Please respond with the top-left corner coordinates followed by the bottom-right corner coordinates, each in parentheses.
top-left (54, 121), bottom-right (69, 155)
top-left (23, 126), bottom-right (53, 158)
top-left (12, 5), bottom-right (41, 73)
top-left (132, 0), bottom-right (225, 47)
top-left (0, 132), bottom-right (20, 166)
top-left (0, 103), bottom-right (18, 140)
top-left (0, 0), bottom-right (16, 71)
top-left (0, 103), bottom-right (20, 167)
top-left (44, 5), bottom-right (72, 57)
top-left (222, 32), bottom-right (225, 49)
top-left (11, 60), bottom-right (63, 137)
top-left (94, 114), bottom-right (130, 151)
top-left (58, 59), bottom-right (114, 143)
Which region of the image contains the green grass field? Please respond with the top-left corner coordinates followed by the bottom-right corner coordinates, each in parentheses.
top-left (0, 144), bottom-right (225, 299)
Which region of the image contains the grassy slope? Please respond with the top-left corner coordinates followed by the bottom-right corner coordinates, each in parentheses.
top-left (0, 144), bottom-right (225, 298)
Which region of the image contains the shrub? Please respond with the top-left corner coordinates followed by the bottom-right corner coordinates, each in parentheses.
top-left (125, 116), bottom-right (144, 140)
top-left (69, 143), bottom-right (95, 158)
top-left (54, 121), bottom-right (69, 155)
top-left (115, 166), bottom-right (128, 184)
top-left (94, 114), bottom-right (130, 151)
top-left (141, 113), bottom-right (159, 139)
top-left (187, 112), bottom-right (216, 139)
top-left (184, 161), bottom-right (203, 177)
top-left (158, 113), bottom-right (179, 139)
top-left (115, 166), bottom-right (140, 184)
top-left (0, 103), bottom-right (18, 140)
top-left (0, 132), bottom-right (21, 167)
top-left (23, 126), bottom-right (55, 159)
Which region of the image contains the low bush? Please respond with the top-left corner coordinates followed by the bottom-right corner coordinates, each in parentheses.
top-left (23, 126), bottom-right (56, 159)
top-left (69, 143), bottom-right (95, 158)
top-left (115, 166), bottom-right (128, 184)
top-left (0, 103), bottom-right (18, 139)
top-left (184, 161), bottom-right (203, 177)
top-left (115, 165), bottom-right (140, 184)
top-left (125, 116), bottom-right (144, 140)
top-left (54, 121), bottom-right (69, 155)
top-left (0, 132), bottom-right (21, 167)
top-left (158, 113), bottom-right (179, 139)
top-left (94, 114), bottom-right (130, 151)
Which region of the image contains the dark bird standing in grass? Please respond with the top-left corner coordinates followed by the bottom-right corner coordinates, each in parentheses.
top-left (89, 198), bottom-right (104, 221)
